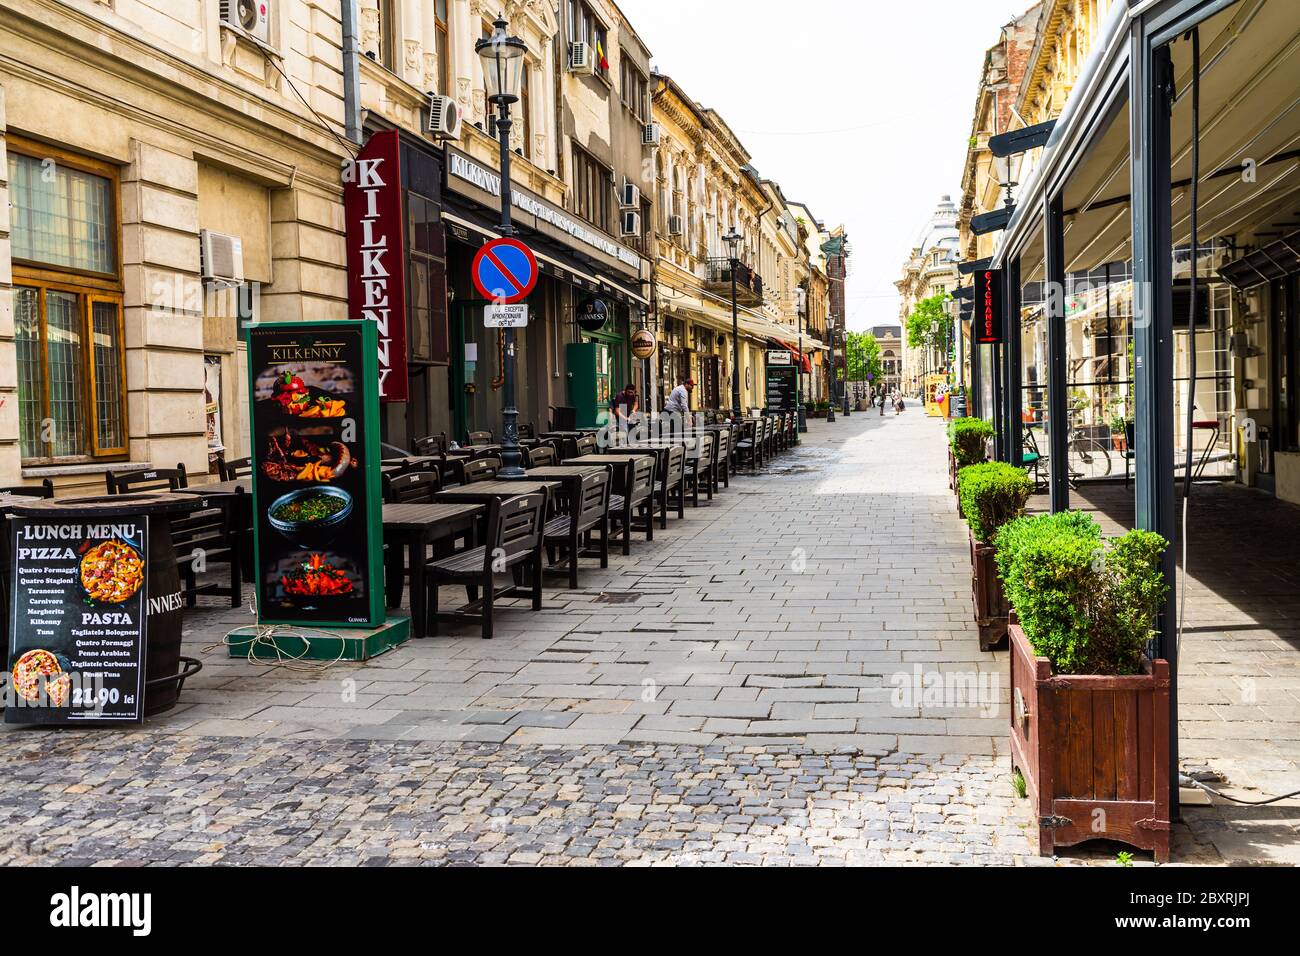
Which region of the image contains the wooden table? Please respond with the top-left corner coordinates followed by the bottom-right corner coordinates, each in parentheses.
top-left (510, 464), bottom-right (611, 515)
top-left (434, 479), bottom-right (561, 505)
top-left (382, 501), bottom-right (484, 639)
top-left (541, 431), bottom-right (596, 459)
top-left (383, 456), bottom-right (463, 486)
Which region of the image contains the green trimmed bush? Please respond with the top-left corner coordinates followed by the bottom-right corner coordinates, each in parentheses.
top-left (957, 462), bottom-right (1033, 543)
top-left (949, 416), bottom-right (995, 467)
top-left (994, 511), bottom-right (1168, 675)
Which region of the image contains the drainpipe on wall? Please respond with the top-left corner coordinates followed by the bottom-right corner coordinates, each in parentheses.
top-left (340, 0), bottom-right (363, 145)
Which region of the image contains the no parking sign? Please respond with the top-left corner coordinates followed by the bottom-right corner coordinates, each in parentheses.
top-left (471, 237), bottom-right (538, 304)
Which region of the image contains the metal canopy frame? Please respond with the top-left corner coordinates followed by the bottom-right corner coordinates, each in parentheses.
top-left (986, 0), bottom-right (1259, 818)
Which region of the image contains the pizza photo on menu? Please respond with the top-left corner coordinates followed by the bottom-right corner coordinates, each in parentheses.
top-left (78, 538), bottom-right (145, 604)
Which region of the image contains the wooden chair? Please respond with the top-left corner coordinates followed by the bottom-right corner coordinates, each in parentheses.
top-left (763, 416), bottom-right (777, 458)
top-left (467, 429), bottom-right (493, 445)
top-left (609, 455), bottom-right (656, 553)
top-left (527, 444), bottom-right (558, 468)
top-left (413, 434), bottom-right (447, 456)
top-left (572, 434), bottom-right (598, 457)
top-left (734, 421), bottom-right (759, 472)
top-left (543, 471), bottom-right (610, 589)
top-left (105, 465), bottom-right (186, 494)
top-left (712, 428), bottom-right (731, 490)
top-left (0, 479), bottom-right (53, 498)
top-left (383, 470), bottom-right (441, 504)
top-left (463, 457), bottom-right (501, 484)
top-left (382, 470), bottom-right (446, 608)
top-left (106, 465), bottom-right (243, 607)
top-left (170, 489), bottom-right (242, 608)
top-left (683, 433), bottom-right (715, 506)
top-left (426, 494), bottom-right (545, 640)
top-left (518, 423), bottom-right (536, 440)
top-left (219, 456), bottom-right (252, 480)
top-left (658, 445), bottom-right (686, 527)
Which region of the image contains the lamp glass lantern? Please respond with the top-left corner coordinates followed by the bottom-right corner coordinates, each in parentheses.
top-left (723, 227), bottom-right (742, 260)
top-left (476, 17), bottom-right (527, 103)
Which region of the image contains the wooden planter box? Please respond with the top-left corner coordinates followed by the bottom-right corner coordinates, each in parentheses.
top-left (969, 534), bottom-right (1008, 651)
top-left (1008, 623), bottom-right (1171, 862)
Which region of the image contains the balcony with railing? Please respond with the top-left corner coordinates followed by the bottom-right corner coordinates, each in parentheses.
top-left (705, 257), bottom-right (764, 307)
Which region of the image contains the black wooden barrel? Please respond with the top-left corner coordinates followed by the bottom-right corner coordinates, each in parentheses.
top-left (142, 513), bottom-right (185, 715)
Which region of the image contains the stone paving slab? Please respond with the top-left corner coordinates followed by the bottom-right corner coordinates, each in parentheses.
top-left (0, 407), bottom-right (1291, 864)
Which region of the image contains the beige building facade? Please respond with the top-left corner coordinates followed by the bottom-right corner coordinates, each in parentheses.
top-left (650, 73), bottom-right (825, 415)
top-left (1, 0), bottom-right (350, 490)
top-left (896, 196), bottom-right (960, 393)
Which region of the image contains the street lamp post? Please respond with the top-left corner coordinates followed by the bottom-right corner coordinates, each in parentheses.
top-left (476, 15), bottom-right (528, 477)
top-left (950, 299), bottom-right (968, 418)
top-left (724, 227), bottom-right (743, 418)
top-left (840, 321), bottom-right (850, 417)
top-left (795, 283), bottom-right (807, 435)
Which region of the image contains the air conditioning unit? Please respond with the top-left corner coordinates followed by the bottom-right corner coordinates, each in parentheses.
top-left (620, 211), bottom-right (641, 238)
top-left (668, 215), bottom-right (684, 236)
top-left (619, 181), bottom-right (640, 209)
top-left (642, 122), bottom-right (661, 147)
top-left (220, 0), bottom-right (270, 44)
top-left (569, 42), bottom-right (594, 74)
top-left (427, 94), bottom-right (462, 140)
top-left (200, 230), bottom-right (245, 285)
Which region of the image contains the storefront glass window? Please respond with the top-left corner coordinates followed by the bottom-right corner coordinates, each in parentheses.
top-left (9, 146), bottom-right (126, 462)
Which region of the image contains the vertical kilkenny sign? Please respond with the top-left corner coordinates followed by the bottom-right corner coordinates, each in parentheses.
top-left (344, 129), bottom-right (409, 403)
top-left (245, 320), bottom-right (385, 628)
top-left (977, 268), bottom-right (1004, 345)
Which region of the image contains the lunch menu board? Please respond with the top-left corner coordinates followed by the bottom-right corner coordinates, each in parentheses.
top-left (245, 320), bottom-right (384, 627)
top-left (766, 365), bottom-right (798, 412)
top-left (7, 517), bottom-right (149, 724)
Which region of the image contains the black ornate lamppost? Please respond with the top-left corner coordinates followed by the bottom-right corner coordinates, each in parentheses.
top-left (476, 15), bottom-right (528, 476)
top-left (724, 226), bottom-right (743, 418)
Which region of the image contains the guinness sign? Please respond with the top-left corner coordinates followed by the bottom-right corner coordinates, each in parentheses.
top-left (576, 298), bottom-right (609, 333)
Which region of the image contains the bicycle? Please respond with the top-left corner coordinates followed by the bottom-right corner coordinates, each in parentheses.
top-left (1022, 419), bottom-right (1112, 490)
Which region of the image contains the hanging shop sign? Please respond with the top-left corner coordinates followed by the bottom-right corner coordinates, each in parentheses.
top-left (576, 298), bottom-right (609, 333)
top-left (344, 129), bottom-right (409, 403)
top-left (766, 364), bottom-right (798, 411)
top-left (767, 350), bottom-right (793, 365)
top-left (7, 518), bottom-right (149, 724)
top-left (630, 328), bottom-right (658, 360)
top-left (246, 320), bottom-right (385, 628)
top-left (446, 146), bottom-right (642, 275)
top-left (472, 237), bottom-right (538, 304)
top-left (976, 268), bottom-right (1004, 345)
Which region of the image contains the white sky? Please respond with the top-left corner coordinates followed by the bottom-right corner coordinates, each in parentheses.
top-left (616, 0), bottom-right (1029, 331)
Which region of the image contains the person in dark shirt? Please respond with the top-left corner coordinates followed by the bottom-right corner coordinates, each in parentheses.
top-left (610, 384), bottom-right (639, 424)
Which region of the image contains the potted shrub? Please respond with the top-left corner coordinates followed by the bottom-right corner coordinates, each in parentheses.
top-left (948, 417), bottom-right (994, 504)
top-left (956, 462), bottom-right (1032, 650)
top-left (1108, 412), bottom-right (1130, 451)
top-left (995, 512), bottom-right (1171, 862)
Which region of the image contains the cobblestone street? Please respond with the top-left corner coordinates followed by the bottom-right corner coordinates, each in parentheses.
top-left (0, 409), bottom-right (1269, 865)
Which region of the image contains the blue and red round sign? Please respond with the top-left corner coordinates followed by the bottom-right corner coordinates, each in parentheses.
top-left (471, 237), bottom-right (538, 305)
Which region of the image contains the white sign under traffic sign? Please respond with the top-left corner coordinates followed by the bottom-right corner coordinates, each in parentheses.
top-left (483, 304), bottom-right (529, 328)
